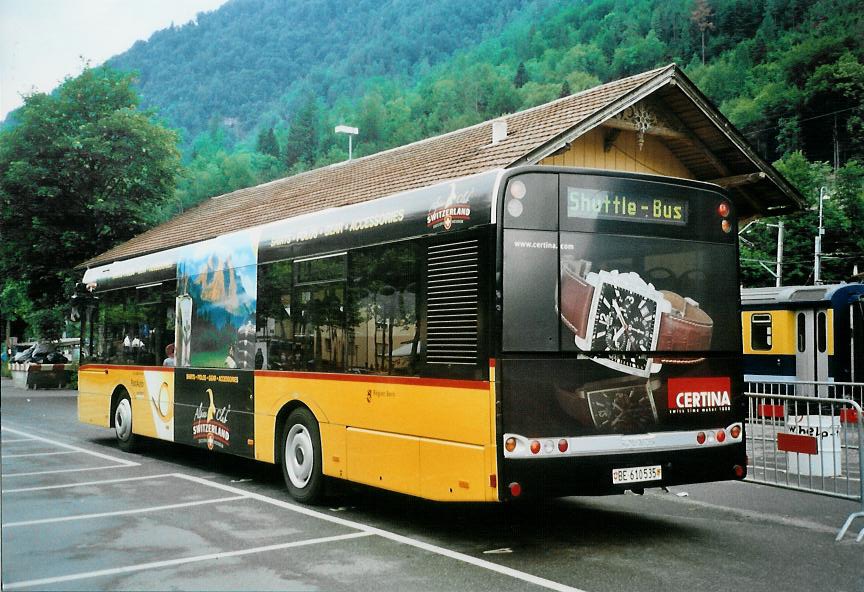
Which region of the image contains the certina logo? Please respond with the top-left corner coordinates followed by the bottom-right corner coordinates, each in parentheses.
top-left (427, 204), bottom-right (471, 230)
top-left (667, 377), bottom-right (732, 414)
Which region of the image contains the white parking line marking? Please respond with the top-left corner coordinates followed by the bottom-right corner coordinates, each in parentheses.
top-left (3, 473), bottom-right (175, 494)
top-left (174, 474), bottom-right (588, 592)
top-left (2, 464), bottom-right (135, 478)
top-left (3, 495), bottom-right (248, 527)
top-left (1, 426), bottom-right (139, 466)
top-left (3, 531), bottom-right (374, 590)
top-left (0, 438), bottom-right (37, 443)
top-left (2, 451), bottom-right (79, 459)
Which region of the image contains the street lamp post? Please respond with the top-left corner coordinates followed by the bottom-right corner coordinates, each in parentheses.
top-left (335, 125), bottom-right (359, 160)
top-left (814, 186), bottom-right (829, 285)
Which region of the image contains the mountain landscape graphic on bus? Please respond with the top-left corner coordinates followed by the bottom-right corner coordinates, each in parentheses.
top-left (177, 232), bottom-right (258, 368)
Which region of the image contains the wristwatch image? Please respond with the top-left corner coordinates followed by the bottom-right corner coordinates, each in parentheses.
top-left (560, 258), bottom-right (713, 377)
top-left (556, 376), bottom-right (662, 432)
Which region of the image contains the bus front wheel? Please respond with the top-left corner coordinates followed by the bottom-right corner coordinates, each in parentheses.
top-left (114, 394), bottom-right (138, 453)
top-left (280, 408), bottom-right (323, 504)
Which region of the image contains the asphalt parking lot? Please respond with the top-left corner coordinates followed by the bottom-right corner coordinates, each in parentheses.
top-left (2, 379), bottom-right (863, 592)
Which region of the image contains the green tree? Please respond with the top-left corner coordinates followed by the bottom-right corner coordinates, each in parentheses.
top-left (256, 126), bottom-right (280, 158)
top-left (740, 153), bottom-right (863, 287)
top-left (284, 98), bottom-right (319, 169)
top-left (513, 62), bottom-right (528, 88)
top-left (0, 66), bottom-right (181, 338)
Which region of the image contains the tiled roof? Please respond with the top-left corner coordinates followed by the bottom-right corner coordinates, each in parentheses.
top-left (81, 66), bottom-right (669, 268)
top-left (81, 63), bottom-right (802, 268)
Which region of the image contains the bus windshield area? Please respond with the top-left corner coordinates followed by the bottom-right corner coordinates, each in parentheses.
top-left (503, 231), bottom-right (739, 355)
top-left (501, 172), bottom-right (740, 358)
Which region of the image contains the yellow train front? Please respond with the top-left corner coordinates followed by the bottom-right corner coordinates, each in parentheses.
top-left (741, 284), bottom-right (864, 384)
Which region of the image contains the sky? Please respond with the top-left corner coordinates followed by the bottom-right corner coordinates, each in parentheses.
top-left (0, 0), bottom-right (230, 120)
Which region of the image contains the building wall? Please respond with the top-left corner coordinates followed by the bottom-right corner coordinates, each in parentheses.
top-left (539, 127), bottom-right (692, 179)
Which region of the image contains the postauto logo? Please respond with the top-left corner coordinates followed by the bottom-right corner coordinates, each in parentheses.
top-left (667, 377), bottom-right (732, 414)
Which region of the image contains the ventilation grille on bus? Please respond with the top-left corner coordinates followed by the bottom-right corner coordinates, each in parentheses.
top-left (426, 239), bottom-right (479, 365)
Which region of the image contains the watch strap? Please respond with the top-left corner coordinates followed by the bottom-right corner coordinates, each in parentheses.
top-left (560, 260), bottom-right (594, 338)
top-left (656, 291), bottom-right (713, 350)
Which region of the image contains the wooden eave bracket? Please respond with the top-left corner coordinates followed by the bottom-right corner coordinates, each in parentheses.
top-left (709, 172), bottom-right (767, 188)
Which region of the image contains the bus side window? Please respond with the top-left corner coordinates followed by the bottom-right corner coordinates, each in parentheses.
top-left (347, 242), bottom-right (421, 376)
top-left (293, 254), bottom-right (347, 373)
top-left (750, 313), bottom-right (772, 351)
top-left (257, 260), bottom-right (294, 371)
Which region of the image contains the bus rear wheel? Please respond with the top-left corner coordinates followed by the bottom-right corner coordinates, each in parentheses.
top-left (280, 408), bottom-right (323, 504)
top-left (114, 394), bottom-right (138, 452)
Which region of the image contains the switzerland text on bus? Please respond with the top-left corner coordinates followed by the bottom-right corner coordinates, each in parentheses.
top-left (77, 166), bottom-right (746, 503)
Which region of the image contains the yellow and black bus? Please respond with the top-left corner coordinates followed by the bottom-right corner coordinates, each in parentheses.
top-left (742, 283), bottom-right (864, 384)
top-left (77, 166), bottom-right (745, 503)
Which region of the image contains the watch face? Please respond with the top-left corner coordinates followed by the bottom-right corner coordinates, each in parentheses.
top-left (592, 283), bottom-right (658, 353)
top-left (588, 384), bottom-right (657, 433)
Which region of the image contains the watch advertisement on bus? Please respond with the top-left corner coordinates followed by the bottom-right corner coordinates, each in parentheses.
top-left (500, 175), bottom-right (741, 438)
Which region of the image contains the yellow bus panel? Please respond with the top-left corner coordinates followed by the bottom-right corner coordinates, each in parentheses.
top-left (419, 439), bottom-right (489, 501)
top-left (346, 427), bottom-right (421, 496)
top-left (78, 365), bottom-right (175, 441)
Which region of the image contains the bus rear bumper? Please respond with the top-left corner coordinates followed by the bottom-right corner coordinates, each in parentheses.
top-left (499, 443), bottom-right (746, 499)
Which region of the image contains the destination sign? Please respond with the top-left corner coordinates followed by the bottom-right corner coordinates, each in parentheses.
top-left (566, 187), bottom-right (688, 225)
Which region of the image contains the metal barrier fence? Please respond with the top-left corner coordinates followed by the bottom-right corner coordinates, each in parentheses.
top-left (745, 380), bottom-right (863, 542)
top-left (746, 379), bottom-right (863, 407)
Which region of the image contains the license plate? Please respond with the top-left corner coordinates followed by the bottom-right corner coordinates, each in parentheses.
top-left (612, 465), bottom-right (662, 485)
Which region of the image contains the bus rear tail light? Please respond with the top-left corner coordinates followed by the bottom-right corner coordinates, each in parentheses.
top-left (530, 440), bottom-right (541, 455)
top-left (717, 202), bottom-right (730, 217)
top-left (509, 482), bottom-right (522, 497)
top-left (558, 439), bottom-right (568, 453)
top-left (696, 432), bottom-right (706, 445)
top-left (733, 465), bottom-right (745, 479)
top-left (730, 425), bottom-right (742, 439)
top-left (505, 437), bottom-right (517, 453)
top-left (716, 430), bottom-right (726, 443)
top-left (721, 219), bottom-right (732, 233)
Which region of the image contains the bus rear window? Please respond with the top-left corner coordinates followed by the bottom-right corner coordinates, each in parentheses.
top-left (502, 230), bottom-right (740, 354)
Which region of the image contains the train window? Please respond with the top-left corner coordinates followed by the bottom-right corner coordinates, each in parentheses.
top-left (797, 313), bottom-right (806, 352)
top-left (751, 314), bottom-right (773, 351)
top-left (817, 311), bottom-right (827, 353)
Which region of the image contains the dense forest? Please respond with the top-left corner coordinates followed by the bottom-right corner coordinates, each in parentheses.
top-left (108, 0), bottom-right (534, 148)
top-left (104, 0), bottom-right (861, 286)
top-left (2, 0), bottom-right (863, 339)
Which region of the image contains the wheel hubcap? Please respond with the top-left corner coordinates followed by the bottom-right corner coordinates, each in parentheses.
top-left (285, 424), bottom-right (313, 489)
top-left (115, 399), bottom-right (132, 442)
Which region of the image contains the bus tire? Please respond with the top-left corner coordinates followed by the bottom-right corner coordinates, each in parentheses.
top-left (280, 407), bottom-right (323, 504)
top-left (114, 394), bottom-right (138, 453)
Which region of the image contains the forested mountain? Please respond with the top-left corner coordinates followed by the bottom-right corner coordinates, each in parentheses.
top-left (104, 0), bottom-right (862, 169)
top-left (103, 0), bottom-right (862, 286)
top-left (108, 0), bottom-right (534, 146)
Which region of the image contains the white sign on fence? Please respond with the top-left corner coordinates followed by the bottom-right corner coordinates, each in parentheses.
top-left (785, 415), bottom-right (842, 477)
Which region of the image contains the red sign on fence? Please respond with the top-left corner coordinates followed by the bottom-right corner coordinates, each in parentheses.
top-left (776, 432), bottom-right (818, 455)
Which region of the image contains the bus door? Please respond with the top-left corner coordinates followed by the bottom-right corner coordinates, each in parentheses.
top-left (795, 309), bottom-right (829, 395)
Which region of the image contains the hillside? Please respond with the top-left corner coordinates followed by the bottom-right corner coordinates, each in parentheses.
top-left (107, 0), bottom-right (535, 146)
top-left (103, 0), bottom-right (862, 167)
